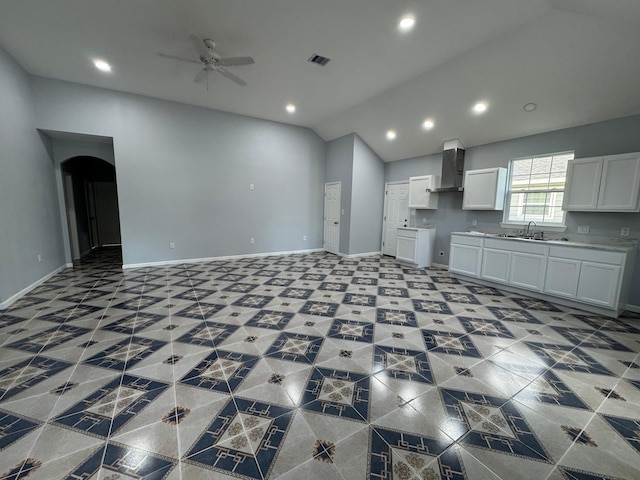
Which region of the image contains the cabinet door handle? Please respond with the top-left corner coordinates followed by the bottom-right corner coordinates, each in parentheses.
top-left (334, 222), bottom-right (339, 225)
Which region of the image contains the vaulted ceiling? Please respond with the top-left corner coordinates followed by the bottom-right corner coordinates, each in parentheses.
top-left (2, 0), bottom-right (640, 161)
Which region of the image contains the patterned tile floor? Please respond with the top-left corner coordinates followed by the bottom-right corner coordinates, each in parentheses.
top-left (1, 247), bottom-right (639, 479)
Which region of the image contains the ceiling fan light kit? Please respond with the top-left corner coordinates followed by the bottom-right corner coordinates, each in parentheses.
top-left (158, 34), bottom-right (255, 88)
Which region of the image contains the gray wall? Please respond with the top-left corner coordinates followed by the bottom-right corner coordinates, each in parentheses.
top-left (0, 48), bottom-right (65, 305)
top-left (32, 77), bottom-right (326, 266)
top-left (324, 133), bottom-right (385, 256)
top-left (386, 114), bottom-right (640, 308)
top-left (325, 134), bottom-right (354, 255)
top-left (350, 134), bottom-right (385, 254)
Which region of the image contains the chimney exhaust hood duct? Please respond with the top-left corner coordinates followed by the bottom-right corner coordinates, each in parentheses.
top-left (430, 139), bottom-right (465, 192)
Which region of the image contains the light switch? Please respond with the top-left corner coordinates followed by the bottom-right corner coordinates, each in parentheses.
top-left (249, 184), bottom-right (254, 190)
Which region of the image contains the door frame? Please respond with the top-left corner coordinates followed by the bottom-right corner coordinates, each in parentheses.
top-left (323, 181), bottom-right (341, 255)
top-left (63, 173), bottom-right (81, 261)
top-left (84, 180), bottom-right (100, 249)
top-left (380, 181), bottom-right (409, 256)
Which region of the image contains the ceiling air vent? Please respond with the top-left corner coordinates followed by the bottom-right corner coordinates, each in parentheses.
top-left (308, 54), bottom-right (331, 66)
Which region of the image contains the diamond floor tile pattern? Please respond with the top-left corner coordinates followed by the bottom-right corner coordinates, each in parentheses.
top-left (0, 246), bottom-right (639, 479)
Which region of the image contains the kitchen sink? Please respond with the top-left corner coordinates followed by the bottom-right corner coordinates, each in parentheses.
top-left (497, 234), bottom-right (548, 241)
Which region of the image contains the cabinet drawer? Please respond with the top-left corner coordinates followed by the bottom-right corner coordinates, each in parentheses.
top-left (548, 246), bottom-right (625, 265)
top-left (397, 229), bottom-right (417, 239)
top-left (450, 235), bottom-right (484, 247)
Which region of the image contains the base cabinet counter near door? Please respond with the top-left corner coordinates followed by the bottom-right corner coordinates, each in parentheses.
top-left (397, 227), bottom-right (436, 268)
top-left (449, 232), bottom-right (635, 317)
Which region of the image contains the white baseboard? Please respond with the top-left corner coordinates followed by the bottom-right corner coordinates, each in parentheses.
top-left (0, 264), bottom-right (69, 310)
top-left (338, 251), bottom-right (381, 259)
top-left (122, 248), bottom-right (326, 269)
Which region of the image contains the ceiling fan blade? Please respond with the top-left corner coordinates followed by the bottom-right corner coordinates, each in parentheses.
top-left (217, 56), bottom-right (255, 67)
top-left (157, 53), bottom-right (201, 65)
top-left (217, 67), bottom-right (247, 86)
top-left (194, 69), bottom-right (208, 83)
top-left (189, 34), bottom-right (211, 59)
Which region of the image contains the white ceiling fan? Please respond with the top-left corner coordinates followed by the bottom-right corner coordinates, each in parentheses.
top-left (158, 34), bottom-right (254, 87)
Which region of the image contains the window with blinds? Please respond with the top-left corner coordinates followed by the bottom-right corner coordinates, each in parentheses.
top-left (504, 151), bottom-right (574, 225)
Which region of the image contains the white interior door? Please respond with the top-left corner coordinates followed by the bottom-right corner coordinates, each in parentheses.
top-left (323, 182), bottom-right (341, 255)
top-left (381, 182), bottom-right (409, 256)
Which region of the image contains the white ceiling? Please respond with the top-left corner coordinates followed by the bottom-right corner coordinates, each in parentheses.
top-left (2, 0), bottom-right (640, 161)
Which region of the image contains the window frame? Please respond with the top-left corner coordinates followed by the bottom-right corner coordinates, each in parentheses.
top-left (500, 151), bottom-right (574, 231)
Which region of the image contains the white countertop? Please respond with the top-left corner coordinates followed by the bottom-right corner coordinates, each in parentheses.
top-left (451, 231), bottom-right (635, 253)
top-left (398, 226), bottom-right (436, 231)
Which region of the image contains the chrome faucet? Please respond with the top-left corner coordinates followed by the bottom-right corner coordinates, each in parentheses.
top-left (525, 221), bottom-right (537, 238)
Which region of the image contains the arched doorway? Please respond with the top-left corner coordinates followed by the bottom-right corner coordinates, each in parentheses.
top-left (61, 156), bottom-right (121, 263)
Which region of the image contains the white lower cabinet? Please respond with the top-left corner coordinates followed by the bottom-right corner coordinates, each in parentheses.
top-left (481, 249), bottom-right (510, 284)
top-left (576, 262), bottom-right (621, 308)
top-left (544, 246), bottom-right (627, 310)
top-left (544, 257), bottom-right (621, 308)
top-left (544, 257), bottom-right (580, 299)
top-left (397, 235), bottom-right (417, 263)
top-left (449, 234), bottom-right (634, 317)
top-left (396, 227), bottom-right (436, 268)
top-left (509, 252), bottom-right (546, 292)
top-left (480, 238), bottom-right (547, 290)
top-left (450, 243), bottom-right (482, 277)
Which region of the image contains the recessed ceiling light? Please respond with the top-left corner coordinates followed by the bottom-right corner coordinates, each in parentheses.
top-left (473, 102), bottom-right (488, 114)
top-left (523, 102), bottom-right (537, 112)
top-left (93, 59), bottom-right (111, 72)
top-left (422, 119), bottom-right (435, 130)
top-left (285, 103), bottom-right (296, 114)
top-left (386, 130), bottom-right (397, 140)
top-left (398, 15), bottom-right (415, 31)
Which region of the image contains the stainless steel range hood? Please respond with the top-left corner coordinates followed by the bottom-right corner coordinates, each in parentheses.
top-left (430, 139), bottom-right (465, 192)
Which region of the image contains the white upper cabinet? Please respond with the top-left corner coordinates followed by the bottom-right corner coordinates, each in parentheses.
top-left (563, 157), bottom-right (601, 210)
top-left (408, 175), bottom-right (440, 209)
top-left (598, 153), bottom-right (640, 210)
top-left (462, 167), bottom-right (507, 210)
top-left (563, 153), bottom-right (640, 212)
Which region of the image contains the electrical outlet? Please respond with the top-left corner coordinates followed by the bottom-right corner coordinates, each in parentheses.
top-left (37, 254), bottom-right (42, 263)
top-left (169, 242), bottom-right (175, 249)
top-left (250, 238), bottom-right (255, 244)
top-left (471, 219), bottom-right (477, 227)
top-left (439, 251), bottom-right (445, 256)
top-left (577, 226), bottom-right (590, 234)
top-left (249, 183), bottom-right (254, 190)
top-left (303, 235), bottom-right (307, 241)
top-left (621, 227), bottom-right (630, 237)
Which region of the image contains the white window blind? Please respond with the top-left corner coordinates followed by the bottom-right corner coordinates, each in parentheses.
top-left (504, 151), bottom-right (574, 225)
